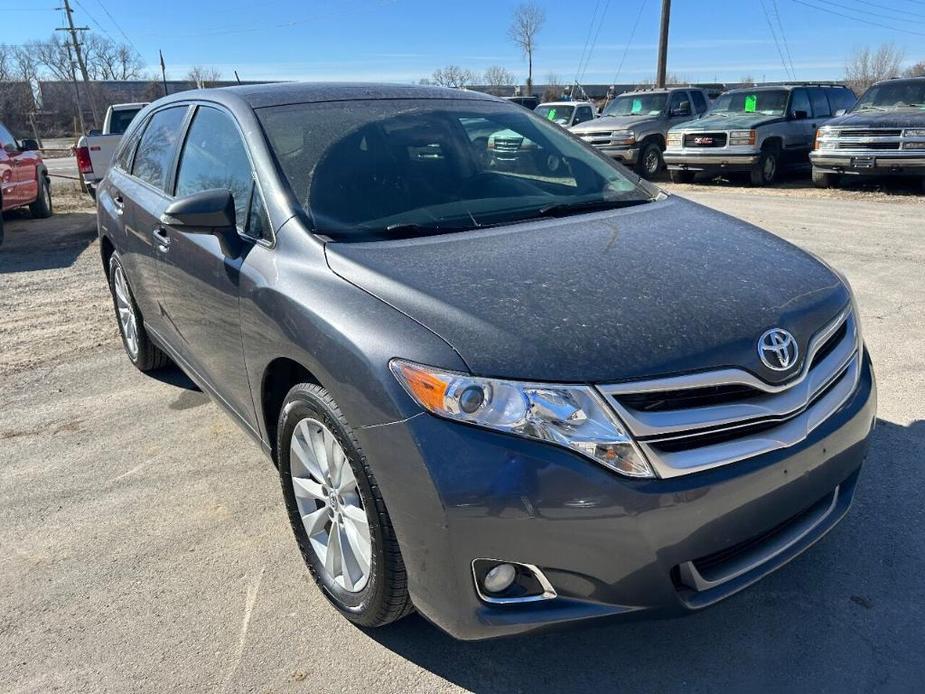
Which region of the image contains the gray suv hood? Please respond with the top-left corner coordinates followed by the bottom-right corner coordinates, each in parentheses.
top-left (571, 114), bottom-right (657, 133)
top-left (325, 196), bottom-right (849, 385)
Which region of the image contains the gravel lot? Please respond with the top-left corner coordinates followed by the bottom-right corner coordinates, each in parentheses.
top-left (1, 181), bottom-right (923, 693)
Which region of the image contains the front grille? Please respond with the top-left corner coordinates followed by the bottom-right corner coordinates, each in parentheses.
top-left (493, 138), bottom-right (522, 153)
top-left (598, 308), bottom-right (860, 478)
top-left (580, 131), bottom-right (618, 146)
top-left (683, 132), bottom-right (727, 148)
top-left (838, 129), bottom-right (902, 138)
top-left (837, 141), bottom-right (900, 150)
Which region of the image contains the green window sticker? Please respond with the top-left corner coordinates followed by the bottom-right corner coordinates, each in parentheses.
top-left (547, 108), bottom-right (557, 120)
top-left (744, 94), bottom-right (758, 113)
top-left (631, 98), bottom-right (642, 114)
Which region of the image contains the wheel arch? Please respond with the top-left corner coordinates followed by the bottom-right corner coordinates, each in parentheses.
top-left (760, 135), bottom-right (783, 153)
top-left (100, 234), bottom-right (116, 276)
top-left (261, 356), bottom-right (323, 466)
top-left (640, 133), bottom-right (666, 150)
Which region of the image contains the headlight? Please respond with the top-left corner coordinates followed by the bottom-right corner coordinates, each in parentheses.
top-left (667, 132), bottom-right (683, 148)
top-left (903, 142), bottom-right (925, 150)
top-left (903, 128), bottom-right (925, 138)
top-left (610, 130), bottom-right (636, 146)
top-left (728, 129), bottom-right (756, 146)
top-left (390, 360), bottom-right (653, 478)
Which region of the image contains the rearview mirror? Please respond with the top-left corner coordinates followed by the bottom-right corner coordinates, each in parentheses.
top-left (20, 138), bottom-right (39, 152)
top-left (162, 189), bottom-right (236, 229)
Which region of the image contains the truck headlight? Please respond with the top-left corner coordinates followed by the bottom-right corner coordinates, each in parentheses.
top-left (391, 360), bottom-right (653, 477)
top-left (903, 142), bottom-right (925, 149)
top-left (667, 132), bottom-right (683, 148)
top-left (729, 130), bottom-right (756, 146)
top-left (903, 128), bottom-right (925, 138)
top-left (610, 130), bottom-right (636, 146)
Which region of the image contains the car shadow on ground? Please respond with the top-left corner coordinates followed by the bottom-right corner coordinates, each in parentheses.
top-left (0, 210), bottom-right (97, 273)
top-left (365, 417), bottom-right (925, 692)
top-left (678, 167), bottom-right (924, 197)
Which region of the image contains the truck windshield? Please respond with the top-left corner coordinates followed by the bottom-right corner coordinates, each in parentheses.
top-left (711, 90), bottom-right (789, 116)
top-left (534, 105), bottom-right (574, 124)
top-left (855, 80), bottom-right (925, 111)
top-left (603, 94), bottom-right (666, 117)
top-left (257, 99), bottom-right (656, 241)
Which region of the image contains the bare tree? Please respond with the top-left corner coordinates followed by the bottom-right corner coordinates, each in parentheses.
top-left (483, 65), bottom-right (515, 95)
top-left (844, 43), bottom-right (905, 93)
top-left (31, 35), bottom-right (73, 81)
top-left (508, 1), bottom-right (545, 96)
top-left (542, 72), bottom-right (561, 102)
top-left (905, 61), bottom-right (925, 78)
top-left (0, 44), bottom-right (13, 83)
top-left (188, 65), bottom-right (223, 88)
top-left (431, 65), bottom-right (475, 88)
top-left (83, 34), bottom-right (144, 80)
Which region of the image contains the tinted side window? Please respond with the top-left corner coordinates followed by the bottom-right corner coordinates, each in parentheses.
top-left (668, 91), bottom-right (691, 115)
top-left (809, 89), bottom-right (831, 118)
top-left (691, 90), bottom-right (708, 114)
top-left (790, 89), bottom-right (811, 117)
top-left (175, 107), bottom-right (253, 229)
top-left (131, 106), bottom-right (187, 191)
top-left (832, 88), bottom-right (857, 113)
top-left (575, 106), bottom-right (593, 123)
top-left (246, 188), bottom-right (271, 241)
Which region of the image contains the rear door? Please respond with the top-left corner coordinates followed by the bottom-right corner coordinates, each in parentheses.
top-left (0, 122), bottom-right (22, 208)
top-left (120, 105), bottom-right (190, 332)
top-left (155, 104), bottom-right (264, 427)
top-left (786, 88), bottom-right (816, 164)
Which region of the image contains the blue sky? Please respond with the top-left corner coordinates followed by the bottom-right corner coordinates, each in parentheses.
top-left (4, 0), bottom-right (923, 84)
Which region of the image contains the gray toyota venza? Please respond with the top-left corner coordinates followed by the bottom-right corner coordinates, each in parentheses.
top-left (97, 84), bottom-right (876, 640)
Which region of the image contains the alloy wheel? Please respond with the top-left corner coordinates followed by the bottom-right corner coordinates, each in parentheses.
top-left (763, 154), bottom-right (777, 182)
top-left (289, 418), bottom-right (372, 592)
top-left (644, 147), bottom-right (661, 176)
top-left (113, 266), bottom-right (139, 358)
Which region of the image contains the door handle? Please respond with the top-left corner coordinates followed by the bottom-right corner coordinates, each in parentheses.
top-left (113, 191), bottom-right (124, 214)
top-left (152, 227), bottom-right (170, 251)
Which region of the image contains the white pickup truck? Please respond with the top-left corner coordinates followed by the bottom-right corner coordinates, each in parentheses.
top-left (75, 102), bottom-right (147, 198)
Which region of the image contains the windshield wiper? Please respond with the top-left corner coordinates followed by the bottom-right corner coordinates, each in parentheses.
top-left (535, 198), bottom-right (649, 219)
top-left (856, 105), bottom-right (887, 112)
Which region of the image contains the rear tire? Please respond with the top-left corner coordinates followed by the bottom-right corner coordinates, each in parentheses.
top-left (635, 141), bottom-right (663, 180)
top-left (750, 147), bottom-right (779, 186)
top-left (812, 169), bottom-right (840, 189)
top-left (278, 383), bottom-right (414, 628)
top-left (669, 169), bottom-right (695, 184)
top-left (107, 253), bottom-right (170, 372)
top-left (29, 175), bottom-right (53, 219)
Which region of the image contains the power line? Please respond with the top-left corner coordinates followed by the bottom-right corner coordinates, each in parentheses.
top-left (577, 0), bottom-right (613, 86)
top-left (72, 0), bottom-right (117, 43)
top-left (791, 0), bottom-right (925, 35)
top-left (845, 0), bottom-right (925, 20)
top-left (760, 0), bottom-right (794, 79)
top-left (770, 0), bottom-right (797, 78)
top-left (91, 0), bottom-right (141, 54)
top-left (798, 0), bottom-right (925, 23)
top-left (612, 0), bottom-right (647, 85)
top-left (574, 0), bottom-right (602, 85)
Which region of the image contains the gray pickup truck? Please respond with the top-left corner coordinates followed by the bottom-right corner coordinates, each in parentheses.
top-left (811, 77), bottom-right (925, 190)
top-left (664, 84), bottom-right (856, 185)
top-left (570, 87), bottom-right (710, 179)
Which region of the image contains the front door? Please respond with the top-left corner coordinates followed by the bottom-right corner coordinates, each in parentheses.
top-left (0, 123), bottom-right (21, 208)
top-left (155, 105), bottom-right (260, 429)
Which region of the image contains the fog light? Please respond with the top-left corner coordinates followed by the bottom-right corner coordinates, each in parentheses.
top-left (483, 563), bottom-right (516, 593)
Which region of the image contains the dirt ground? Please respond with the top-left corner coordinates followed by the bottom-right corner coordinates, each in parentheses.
top-left (1, 179), bottom-right (924, 692)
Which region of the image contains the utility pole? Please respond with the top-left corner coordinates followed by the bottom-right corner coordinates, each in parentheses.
top-left (62, 36), bottom-right (87, 136)
top-left (57, 0), bottom-right (99, 128)
top-left (655, 0), bottom-right (671, 88)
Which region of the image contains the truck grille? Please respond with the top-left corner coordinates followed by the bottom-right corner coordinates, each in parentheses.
top-left (579, 131), bottom-right (618, 146)
top-left (837, 141), bottom-right (900, 150)
top-left (838, 129), bottom-right (902, 138)
top-left (683, 133), bottom-right (727, 148)
top-left (598, 308), bottom-right (860, 478)
top-left (493, 137), bottom-right (523, 153)
top-left (821, 127), bottom-right (906, 153)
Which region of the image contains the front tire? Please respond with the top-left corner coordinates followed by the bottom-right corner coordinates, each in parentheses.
top-left (750, 147), bottom-right (779, 186)
top-left (635, 141), bottom-right (663, 180)
top-left (108, 253), bottom-right (170, 372)
top-left (278, 383), bottom-right (413, 628)
top-left (29, 175), bottom-right (53, 219)
top-left (812, 169), bottom-right (840, 189)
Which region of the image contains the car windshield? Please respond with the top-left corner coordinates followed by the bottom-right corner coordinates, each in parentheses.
top-left (603, 93), bottom-right (666, 117)
top-left (534, 104), bottom-right (574, 124)
top-left (855, 80), bottom-right (925, 111)
top-left (257, 99), bottom-right (655, 241)
top-left (711, 90), bottom-right (789, 116)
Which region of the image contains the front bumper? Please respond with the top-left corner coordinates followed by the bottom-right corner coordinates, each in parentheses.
top-left (664, 151), bottom-right (760, 172)
top-left (356, 351), bottom-right (876, 640)
top-left (595, 145), bottom-right (639, 165)
top-left (810, 151), bottom-right (925, 176)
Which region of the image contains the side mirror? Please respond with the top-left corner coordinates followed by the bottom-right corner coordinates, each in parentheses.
top-left (87, 129), bottom-right (102, 136)
top-left (20, 138), bottom-right (39, 152)
top-left (791, 110), bottom-right (809, 120)
top-left (835, 108), bottom-right (847, 117)
top-left (161, 189), bottom-right (241, 256)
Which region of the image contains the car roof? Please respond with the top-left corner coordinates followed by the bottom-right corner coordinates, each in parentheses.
top-left (215, 82), bottom-right (501, 109)
top-left (538, 101), bottom-right (592, 107)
